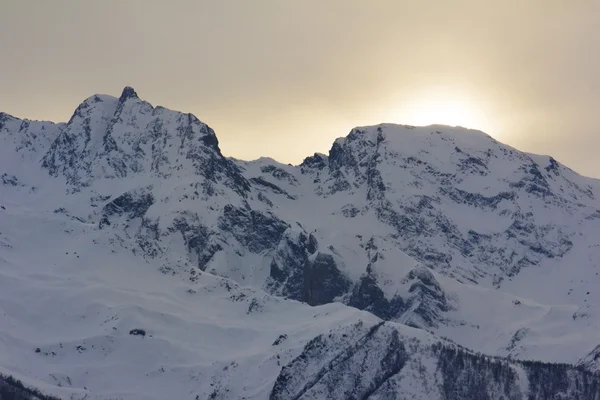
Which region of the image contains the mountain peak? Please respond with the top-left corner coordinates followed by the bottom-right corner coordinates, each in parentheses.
top-left (119, 86), bottom-right (138, 102)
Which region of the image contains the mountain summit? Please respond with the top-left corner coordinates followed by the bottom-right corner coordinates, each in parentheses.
top-left (119, 86), bottom-right (139, 101)
top-left (1, 88), bottom-right (600, 399)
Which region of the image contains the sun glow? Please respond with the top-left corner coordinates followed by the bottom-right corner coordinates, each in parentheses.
top-left (385, 87), bottom-right (492, 132)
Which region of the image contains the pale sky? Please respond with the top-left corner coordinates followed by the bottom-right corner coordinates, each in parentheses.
top-left (1, 1), bottom-right (599, 176)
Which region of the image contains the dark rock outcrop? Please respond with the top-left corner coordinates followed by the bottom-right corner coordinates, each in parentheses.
top-left (99, 186), bottom-right (154, 228)
top-left (0, 373), bottom-right (61, 400)
top-left (218, 205), bottom-right (289, 253)
top-left (270, 322), bottom-right (600, 400)
top-left (348, 274), bottom-right (404, 320)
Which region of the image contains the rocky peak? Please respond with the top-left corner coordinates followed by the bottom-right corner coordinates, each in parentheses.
top-left (0, 111), bottom-right (63, 172)
top-left (118, 86), bottom-right (139, 102)
top-left (300, 153), bottom-right (328, 173)
top-left (40, 88), bottom-right (246, 193)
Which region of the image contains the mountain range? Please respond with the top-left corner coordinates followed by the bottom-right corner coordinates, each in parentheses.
top-left (1, 87), bottom-right (600, 399)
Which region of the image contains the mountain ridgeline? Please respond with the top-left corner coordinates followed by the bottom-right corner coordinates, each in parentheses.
top-left (2, 87), bottom-right (600, 399)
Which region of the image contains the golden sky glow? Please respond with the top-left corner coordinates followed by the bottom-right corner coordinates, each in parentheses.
top-left (381, 86), bottom-right (493, 133)
top-left (1, 1), bottom-right (599, 175)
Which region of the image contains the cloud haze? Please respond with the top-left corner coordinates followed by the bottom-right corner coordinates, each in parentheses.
top-left (1, 1), bottom-right (599, 175)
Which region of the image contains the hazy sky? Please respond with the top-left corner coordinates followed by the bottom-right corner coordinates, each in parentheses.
top-left (1, 1), bottom-right (599, 176)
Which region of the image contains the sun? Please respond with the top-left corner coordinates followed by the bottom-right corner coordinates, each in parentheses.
top-left (385, 86), bottom-right (492, 132)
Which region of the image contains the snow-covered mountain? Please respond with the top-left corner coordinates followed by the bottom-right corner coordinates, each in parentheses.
top-left (2, 87), bottom-right (600, 399)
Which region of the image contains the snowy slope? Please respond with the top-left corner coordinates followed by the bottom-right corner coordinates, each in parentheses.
top-left (2, 87), bottom-right (600, 399)
top-left (0, 202), bottom-right (598, 400)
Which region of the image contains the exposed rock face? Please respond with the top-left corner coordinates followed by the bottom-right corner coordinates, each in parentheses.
top-left (266, 230), bottom-right (352, 307)
top-left (218, 205), bottom-right (289, 254)
top-left (348, 274), bottom-right (405, 321)
top-left (270, 322), bottom-right (408, 400)
top-left (577, 344), bottom-right (600, 374)
top-left (270, 321), bottom-right (600, 400)
top-left (303, 253), bottom-right (352, 306)
top-left (400, 266), bottom-right (452, 328)
top-left (266, 229), bottom-right (315, 300)
top-left (40, 88), bottom-right (249, 195)
top-left (0, 112), bottom-right (63, 161)
top-left (99, 186), bottom-right (155, 228)
top-left (0, 373), bottom-right (62, 400)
